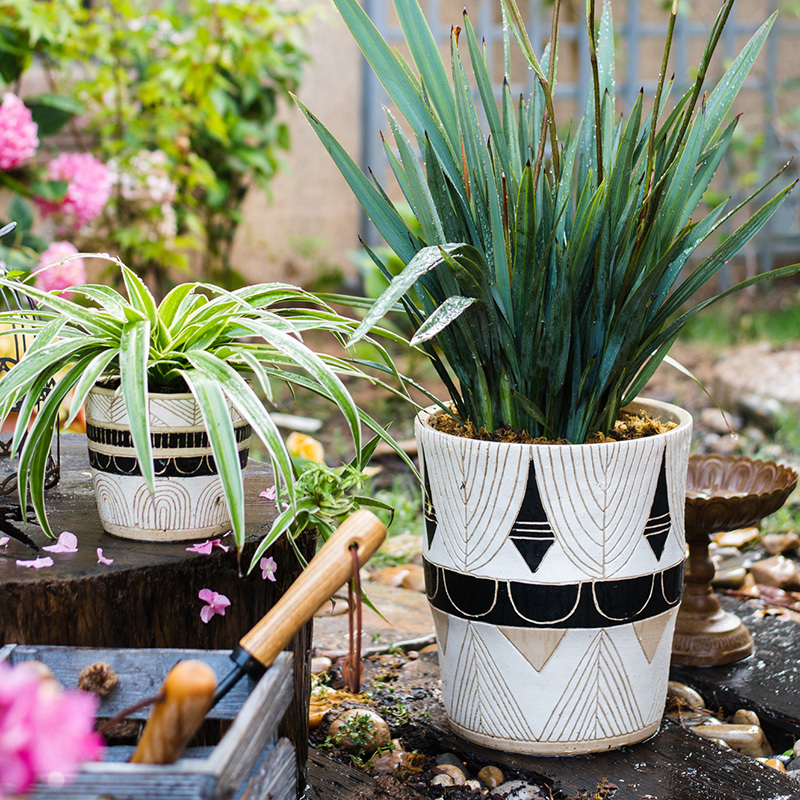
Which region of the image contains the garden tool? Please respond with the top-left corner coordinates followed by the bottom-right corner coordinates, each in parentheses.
top-left (130, 508), bottom-right (386, 764)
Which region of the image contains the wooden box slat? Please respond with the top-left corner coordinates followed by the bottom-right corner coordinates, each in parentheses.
top-left (1, 645), bottom-right (296, 800)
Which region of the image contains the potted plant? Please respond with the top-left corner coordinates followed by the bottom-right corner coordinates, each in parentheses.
top-left (299, 0), bottom-right (800, 754)
top-left (0, 253), bottom-right (407, 556)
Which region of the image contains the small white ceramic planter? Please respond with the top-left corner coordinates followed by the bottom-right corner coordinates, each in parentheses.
top-left (415, 398), bottom-right (692, 755)
top-left (84, 385), bottom-right (251, 542)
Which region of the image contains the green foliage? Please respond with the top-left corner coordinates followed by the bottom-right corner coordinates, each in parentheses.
top-left (0, 256), bottom-right (410, 564)
top-left (22, 0), bottom-right (308, 290)
top-left (303, 0), bottom-right (800, 443)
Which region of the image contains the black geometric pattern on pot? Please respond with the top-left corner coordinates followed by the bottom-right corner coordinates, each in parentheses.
top-left (89, 446), bottom-right (249, 477)
top-left (508, 459), bottom-right (554, 573)
top-left (643, 450), bottom-right (671, 560)
top-left (423, 558), bottom-right (683, 629)
top-left (86, 423), bottom-right (252, 448)
top-left (420, 448), bottom-right (437, 549)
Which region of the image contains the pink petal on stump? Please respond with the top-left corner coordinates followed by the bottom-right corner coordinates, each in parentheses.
top-left (42, 531), bottom-right (78, 554)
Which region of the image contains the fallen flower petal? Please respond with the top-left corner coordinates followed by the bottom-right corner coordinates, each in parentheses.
top-left (96, 548), bottom-right (113, 565)
top-left (212, 539), bottom-right (229, 553)
top-left (260, 556), bottom-right (277, 582)
top-left (0, 536), bottom-right (8, 547)
top-left (16, 556), bottom-right (54, 569)
top-left (186, 540), bottom-right (214, 555)
top-left (260, 486), bottom-right (277, 502)
top-left (198, 588), bottom-right (231, 623)
top-left (42, 531), bottom-right (78, 554)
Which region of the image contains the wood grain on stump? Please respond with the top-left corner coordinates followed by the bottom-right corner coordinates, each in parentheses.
top-left (0, 434), bottom-right (312, 785)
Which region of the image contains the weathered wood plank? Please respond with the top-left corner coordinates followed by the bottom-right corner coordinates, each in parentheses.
top-left (306, 747), bottom-right (377, 800)
top-left (671, 595), bottom-right (800, 750)
top-left (4, 645), bottom-right (256, 719)
top-left (239, 739), bottom-right (297, 800)
top-left (405, 706), bottom-right (800, 800)
top-left (208, 652), bottom-right (293, 792)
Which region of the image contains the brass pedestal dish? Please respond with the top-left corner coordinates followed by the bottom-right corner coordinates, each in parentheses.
top-left (671, 455), bottom-right (797, 667)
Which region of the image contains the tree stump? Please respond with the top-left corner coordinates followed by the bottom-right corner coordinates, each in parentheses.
top-left (0, 434), bottom-right (312, 784)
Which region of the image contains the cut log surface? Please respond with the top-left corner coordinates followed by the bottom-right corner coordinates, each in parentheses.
top-left (0, 434), bottom-right (312, 775)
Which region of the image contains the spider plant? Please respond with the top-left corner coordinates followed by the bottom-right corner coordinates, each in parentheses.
top-left (0, 253), bottom-right (410, 555)
top-left (300, 0), bottom-right (800, 443)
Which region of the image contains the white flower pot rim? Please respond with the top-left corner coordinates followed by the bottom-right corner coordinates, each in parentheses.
top-left (416, 397), bottom-right (693, 447)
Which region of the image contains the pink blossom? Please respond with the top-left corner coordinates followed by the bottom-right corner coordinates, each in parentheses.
top-left (34, 243), bottom-right (87, 298)
top-left (260, 486), bottom-right (277, 502)
top-left (185, 538), bottom-right (228, 555)
top-left (42, 531), bottom-right (78, 554)
top-left (198, 588), bottom-right (230, 623)
top-left (0, 93), bottom-right (38, 170)
top-left (96, 548), bottom-right (113, 565)
top-left (16, 556), bottom-right (54, 569)
top-left (37, 153), bottom-right (112, 229)
top-left (0, 660), bottom-right (103, 796)
top-left (0, 537), bottom-right (8, 547)
top-left (260, 556), bottom-right (277, 582)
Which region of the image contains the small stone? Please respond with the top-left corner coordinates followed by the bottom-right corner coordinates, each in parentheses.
top-left (693, 723), bottom-right (772, 758)
top-left (703, 432), bottom-right (740, 456)
top-left (710, 545), bottom-right (745, 562)
top-left (708, 738), bottom-right (731, 749)
top-left (311, 656), bottom-right (333, 674)
top-left (757, 758), bottom-right (786, 772)
top-left (713, 528), bottom-right (760, 548)
top-left (435, 752), bottom-right (466, 770)
top-left (491, 779), bottom-right (541, 799)
top-left (712, 567), bottom-right (747, 589)
top-left (666, 710), bottom-right (719, 728)
top-left (478, 765), bottom-right (505, 789)
top-left (667, 681), bottom-right (705, 709)
top-left (742, 426), bottom-right (767, 445)
top-left (750, 555), bottom-right (800, 591)
top-left (732, 709), bottom-right (760, 727)
top-left (762, 533), bottom-right (800, 556)
top-left (792, 739), bottom-right (800, 759)
top-left (374, 565), bottom-right (425, 592)
top-left (787, 756), bottom-right (800, 771)
top-left (431, 774), bottom-right (454, 787)
top-left (465, 780), bottom-right (482, 790)
top-left (700, 407), bottom-right (737, 435)
top-left (431, 764), bottom-right (466, 785)
top-left (327, 709), bottom-right (391, 755)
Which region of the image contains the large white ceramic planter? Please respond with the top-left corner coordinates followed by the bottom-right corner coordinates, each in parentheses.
top-left (416, 398), bottom-right (692, 755)
top-left (84, 385), bottom-right (251, 542)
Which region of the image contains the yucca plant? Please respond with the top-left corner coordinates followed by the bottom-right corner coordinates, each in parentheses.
top-left (300, 0), bottom-right (800, 443)
top-left (0, 253), bottom-right (409, 561)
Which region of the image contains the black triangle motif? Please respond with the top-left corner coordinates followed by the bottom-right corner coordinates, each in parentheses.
top-left (509, 459), bottom-right (554, 573)
top-left (644, 450), bottom-right (670, 561)
top-left (421, 449), bottom-right (437, 549)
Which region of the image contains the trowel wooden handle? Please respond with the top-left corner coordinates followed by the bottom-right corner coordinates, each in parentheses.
top-left (239, 508), bottom-right (386, 668)
top-left (130, 660), bottom-right (217, 764)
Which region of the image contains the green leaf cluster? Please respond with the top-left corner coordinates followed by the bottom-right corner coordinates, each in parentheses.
top-left (302, 0), bottom-right (800, 443)
top-left (0, 255), bottom-right (411, 568)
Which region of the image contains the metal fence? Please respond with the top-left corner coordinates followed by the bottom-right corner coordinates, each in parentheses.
top-left (359, 0), bottom-right (800, 278)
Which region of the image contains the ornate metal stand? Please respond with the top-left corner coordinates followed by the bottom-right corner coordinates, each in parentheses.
top-left (671, 454), bottom-right (797, 667)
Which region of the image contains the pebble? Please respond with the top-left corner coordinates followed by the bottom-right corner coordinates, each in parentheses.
top-left (732, 709), bottom-right (760, 727)
top-left (667, 681), bottom-right (706, 709)
top-left (757, 758), bottom-right (787, 772)
top-left (750, 556), bottom-right (800, 591)
top-left (712, 528), bottom-right (760, 548)
top-left (478, 765), bottom-right (505, 789)
top-left (435, 752), bottom-right (466, 770)
top-left (431, 774), bottom-right (454, 787)
top-left (792, 739), bottom-right (800, 759)
top-left (327, 709), bottom-right (391, 755)
top-left (786, 756), bottom-right (800, 771)
top-left (465, 780), bottom-right (482, 791)
top-left (667, 710), bottom-right (720, 728)
top-left (374, 564), bottom-right (426, 592)
top-left (712, 567), bottom-right (748, 589)
top-left (702, 432), bottom-right (740, 456)
top-left (431, 764), bottom-right (466, 785)
top-left (762, 533), bottom-right (800, 555)
top-left (491, 779), bottom-right (542, 799)
top-left (742, 425), bottom-right (767, 445)
top-left (693, 723), bottom-right (772, 758)
top-left (311, 656), bottom-right (333, 674)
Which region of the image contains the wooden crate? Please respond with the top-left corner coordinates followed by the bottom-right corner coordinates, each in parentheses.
top-left (1, 644), bottom-right (297, 800)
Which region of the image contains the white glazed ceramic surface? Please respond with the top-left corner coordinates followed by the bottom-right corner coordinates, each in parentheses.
top-left (416, 399), bottom-right (693, 755)
top-left (85, 386), bottom-right (250, 541)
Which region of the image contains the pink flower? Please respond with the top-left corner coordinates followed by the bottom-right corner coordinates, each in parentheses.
top-left (16, 556), bottom-right (54, 569)
top-left (185, 538), bottom-right (228, 555)
top-left (96, 548), bottom-right (113, 565)
top-left (37, 153), bottom-right (112, 229)
top-left (198, 588), bottom-right (230, 623)
top-left (0, 93), bottom-right (38, 170)
top-left (42, 531), bottom-right (78, 554)
top-left (260, 556), bottom-right (277, 582)
top-left (0, 660), bottom-right (103, 796)
top-left (260, 486), bottom-right (277, 502)
top-left (34, 243), bottom-right (87, 298)
top-left (0, 537), bottom-right (8, 547)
